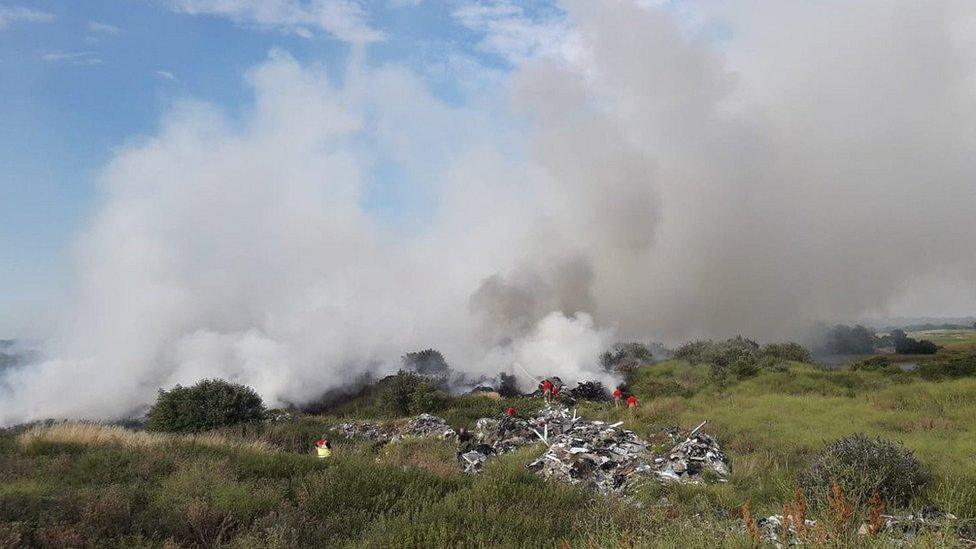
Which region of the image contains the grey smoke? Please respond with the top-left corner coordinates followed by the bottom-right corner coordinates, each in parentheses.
top-left (3, 0), bottom-right (976, 425)
top-left (470, 255), bottom-right (596, 345)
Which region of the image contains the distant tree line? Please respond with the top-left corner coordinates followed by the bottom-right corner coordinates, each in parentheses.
top-left (815, 324), bottom-right (940, 355)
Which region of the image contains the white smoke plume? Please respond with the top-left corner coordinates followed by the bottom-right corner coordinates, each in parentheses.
top-left (3, 0), bottom-right (976, 424)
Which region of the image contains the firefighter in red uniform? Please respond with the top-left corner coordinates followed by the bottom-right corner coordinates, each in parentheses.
top-left (541, 379), bottom-right (553, 403)
top-left (612, 387), bottom-right (623, 408)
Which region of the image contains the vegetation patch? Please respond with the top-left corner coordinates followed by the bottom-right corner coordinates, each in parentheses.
top-left (800, 433), bottom-right (931, 509)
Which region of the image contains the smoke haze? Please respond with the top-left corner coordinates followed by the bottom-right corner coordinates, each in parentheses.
top-left (3, 0), bottom-right (976, 425)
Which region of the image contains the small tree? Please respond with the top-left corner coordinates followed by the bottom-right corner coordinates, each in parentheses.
top-left (146, 379), bottom-right (264, 433)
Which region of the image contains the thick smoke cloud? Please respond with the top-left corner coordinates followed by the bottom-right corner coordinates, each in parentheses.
top-left (3, 0), bottom-right (976, 424)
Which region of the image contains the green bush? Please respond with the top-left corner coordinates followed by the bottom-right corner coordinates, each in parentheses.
top-left (379, 370), bottom-right (452, 416)
top-left (849, 355), bottom-right (900, 374)
top-left (800, 433), bottom-right (930, 509)
top-left (918, 353), bottom-right (976, 380)
top-left (757, 355), bottom-right (788, 373)
top-left (730, 356), bottom-right (759, 380)
top-left (408, 383), bottom-right (449, 415)
top-left (761, 342), bottom-right (812, 363)
top-left (146, 379), bottom-right (264, 433)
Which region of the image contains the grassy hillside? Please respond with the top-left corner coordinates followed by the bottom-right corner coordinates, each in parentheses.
top-left (1, 360), bottom-right (974, 547)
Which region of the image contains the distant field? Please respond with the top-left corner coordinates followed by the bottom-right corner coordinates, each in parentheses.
top-left (908, 328), bottom-right (976, 350)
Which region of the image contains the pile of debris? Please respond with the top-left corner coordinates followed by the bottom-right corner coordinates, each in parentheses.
top-left (393, 413), bottom-right (457, 441)
top-left (568, 381), bottom-right (610, 401)
top-left (330, 413), bottom-right (457, 443)
top-left (457, 405), bottom-right (582, 472)
top-left (859, 507), bottom-right (960, 542)
top-left (461, 405), bottom-right (731, 494)
top-left (526, 416), bottom-right (653, 494)
top-left (457, 442), bottom-right (496, 473)
top-left (652, 421), bottom-right (730, 484)
top-left (756, 514), bottom-right (819, 547)
top-left (471, 405), bottom-right (581, 454)
top-left (329, 420), bottom-right (392, 442)
top-left (756, 507), bottom-right (960, 547)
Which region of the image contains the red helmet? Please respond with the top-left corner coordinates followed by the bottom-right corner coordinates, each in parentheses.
top-left (505, 406), bottom-right (517, 416)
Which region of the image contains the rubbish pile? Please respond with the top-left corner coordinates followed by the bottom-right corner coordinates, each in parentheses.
top-left (569, 381), bottom-right (610, 401)
top-left (652, 422), bottom-right (730, 484)
top-left (526, 416), bottom-right (653, 494)
top-left (393, 413), bottom-right (457, 441)
top-left (329, 421), bottom-right (392, 442)
top-left (328, 406), bottom-right (731, 496)
top-left (457, 443), bottom-right (496, 474)
top-left (756, 507), bottom-right (960, 547)
top-left (756, 514), bottom-right (819, 547)
top-left (858, 507), bottom-right (959, 542)
top-left (330, 413), bottom-right (456, 443)
top-left (472, 405), bottom-right (580, 454)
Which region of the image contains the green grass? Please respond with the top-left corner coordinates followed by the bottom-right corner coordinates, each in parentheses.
top-left (2, 360), bottom-right (974, 547)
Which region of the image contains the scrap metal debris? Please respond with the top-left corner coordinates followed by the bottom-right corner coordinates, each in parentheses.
top-left (858, 507), bottom-right (960, 543)
top-left (330, 406), bottom-right (730, 496)
top-left (393, 413), bottom-right (457, 441)
top-left (757, 508), bottom-right (961, 547)
top-left (329, 420), bottom-right (392, 442)
top-left (652, 421), bottom-right (730, 484)
top-left (526, 416), bottom-right (653, 494)
top-left (330, 413), bottom-right (456, 443)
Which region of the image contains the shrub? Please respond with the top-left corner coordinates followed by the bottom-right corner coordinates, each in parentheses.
top-left (674, 337), bottom-right (758, 367)
top-left (895, 338), bottom-right (940, 355)
top-left (600, 342), bottom-right (653, 375)
top-left (730, 356), bottom-right (760, 380)
top-left (378, 370), bottom-right (451, 416)
top-left (146, 379), bottom-right (265, 433)
top-left (917, 353), bottom-right (976, 380)
top-left (800, 433), bottom-right (930, 509)
top-left (757, 355), bottom-right (788, 373)
top-left (408, 383), bottom-right (449, 414)
top-left (849, 356), bottom-right (898, 373)
top-left (761, 342), bottom-right (813, 363)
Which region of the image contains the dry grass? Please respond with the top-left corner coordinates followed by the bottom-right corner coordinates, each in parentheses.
top-left (17, 423), bottom-right (275, 453)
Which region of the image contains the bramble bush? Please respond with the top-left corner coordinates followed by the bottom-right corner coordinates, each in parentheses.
top-left (146, 379), bottom-right (265, 433)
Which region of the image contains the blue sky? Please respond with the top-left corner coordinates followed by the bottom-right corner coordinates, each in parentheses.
top-left (0, 0), bottom-right (543, 334)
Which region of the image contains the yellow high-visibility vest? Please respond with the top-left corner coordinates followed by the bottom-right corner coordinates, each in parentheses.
top-left (316, 446), bottom-right (332, 459)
